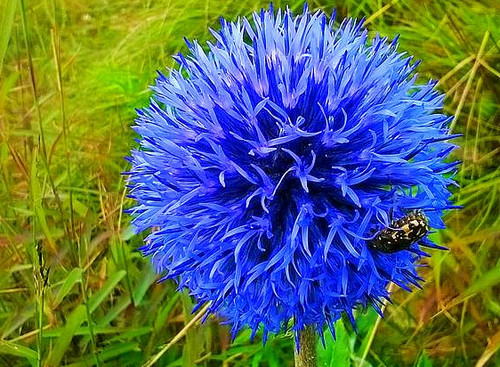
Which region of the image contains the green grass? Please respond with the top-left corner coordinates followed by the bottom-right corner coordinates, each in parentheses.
top-left (0, 0), bottom-right (499, 366)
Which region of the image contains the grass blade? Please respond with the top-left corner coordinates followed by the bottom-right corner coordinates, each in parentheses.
top-left (0, 0), bottom-right (17, 76)
top-left (87, 270), bottom-right (126, 313)
top-left (0, 340), bottom-right (38, 366)
top-left (45, 305), bottom-right (87, 366)
top-left (52, 268), bottom-right (83, 308)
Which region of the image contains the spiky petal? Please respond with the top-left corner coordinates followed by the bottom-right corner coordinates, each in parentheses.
top-left (127, 5), bottom-right (458, 339)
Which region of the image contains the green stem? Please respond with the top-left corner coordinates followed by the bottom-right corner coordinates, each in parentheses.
top-left (294, 326), bottom-right (318, 367)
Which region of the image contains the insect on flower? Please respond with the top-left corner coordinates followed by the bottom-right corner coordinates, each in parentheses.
top-left (126, 4), bottom-right (459, 341)
top-left (368, 211), bottom-right (430, 253)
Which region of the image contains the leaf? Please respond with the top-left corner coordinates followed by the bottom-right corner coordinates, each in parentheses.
top-left (107, 327), bottom-right (153, 342)
top-left (0, 340), bottom-right (37, 366)
top-left (42, 326), bottom-right (151, 339)
top-left (416, 350), bottom-right (434, 367)
top-left (97, 296), bottom-right (131, 327)
top-left (0, 0), bottom-right (17, 77)
top-left (153, 292), bottom-right (181, 330)
top-left (45, 304), bottom-right (87, 366)
top-left (94, 342), bottom-right (141, 361)
top-left (63, 342), bottom-right (141, 367)
top-left (318, 319), bottom-right (351, 367)
top-left (45, 271), bottom-right (125, 366)
top-left (30, 154), bottom-right (57, 253)
top-left (87, 270), bottom-right (126, 312)
top-left (132, 263), bottom-right (157, 306)
top-left (251, 350), bottom-right (263, 367)
top-left (1, 305), bottom-right (35, 339)
top-left (356, 308), bottom-right (380, 354)
top-left (52, 268), bottom-right (83, 308)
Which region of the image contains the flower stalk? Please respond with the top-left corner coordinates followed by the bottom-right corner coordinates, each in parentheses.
top-left (295, 326), bottom-right (318, 367)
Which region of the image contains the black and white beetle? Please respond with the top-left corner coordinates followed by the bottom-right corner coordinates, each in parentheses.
top-left (368, 211), bottom-right (429, 253)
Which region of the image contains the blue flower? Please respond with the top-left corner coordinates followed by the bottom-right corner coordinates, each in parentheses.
top-left (127, 5), bottom-right (458, 341)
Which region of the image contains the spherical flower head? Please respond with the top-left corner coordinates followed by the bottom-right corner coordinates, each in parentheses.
top-left (127, 5), bottom-right (458, 341)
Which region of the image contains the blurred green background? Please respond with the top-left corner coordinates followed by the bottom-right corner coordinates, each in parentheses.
top-left (1, 0), bottom-right (499, 366)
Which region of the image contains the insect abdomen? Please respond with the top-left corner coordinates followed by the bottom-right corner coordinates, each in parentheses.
top-left (368, 211), bottom-right (429, 253)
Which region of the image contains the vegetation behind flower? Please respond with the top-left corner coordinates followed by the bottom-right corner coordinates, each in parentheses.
top-left (0, 0), bottom-right (499, 366)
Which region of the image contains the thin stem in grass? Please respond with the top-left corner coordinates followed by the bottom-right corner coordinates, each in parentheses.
top-left (50, 9), bottom-right (103, 365)
top-left (360, 283), bottom-right (394, 366)
top-left (32, 240), bottom-right (47, 367)
top-left (75, 233), bottom-right (101, 367)
top-left (142, 302), bottom-right (211, 367)
top-left (36, 243), bottom-right (50, 367)
top-left (29, 155), bottom-right (50, 367)
top-left (294, 326), bottom-right (318, 367)
top-left (50, 27), bottom-right (76, 240)
top-left (19, 0), bottom-right (67, 256)
top-left (450, 30), bottom-right (489, 133)
top-left (78, 239), bottom-right (102, 367)
top-left (117, 180), bottom-right (135, 305)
